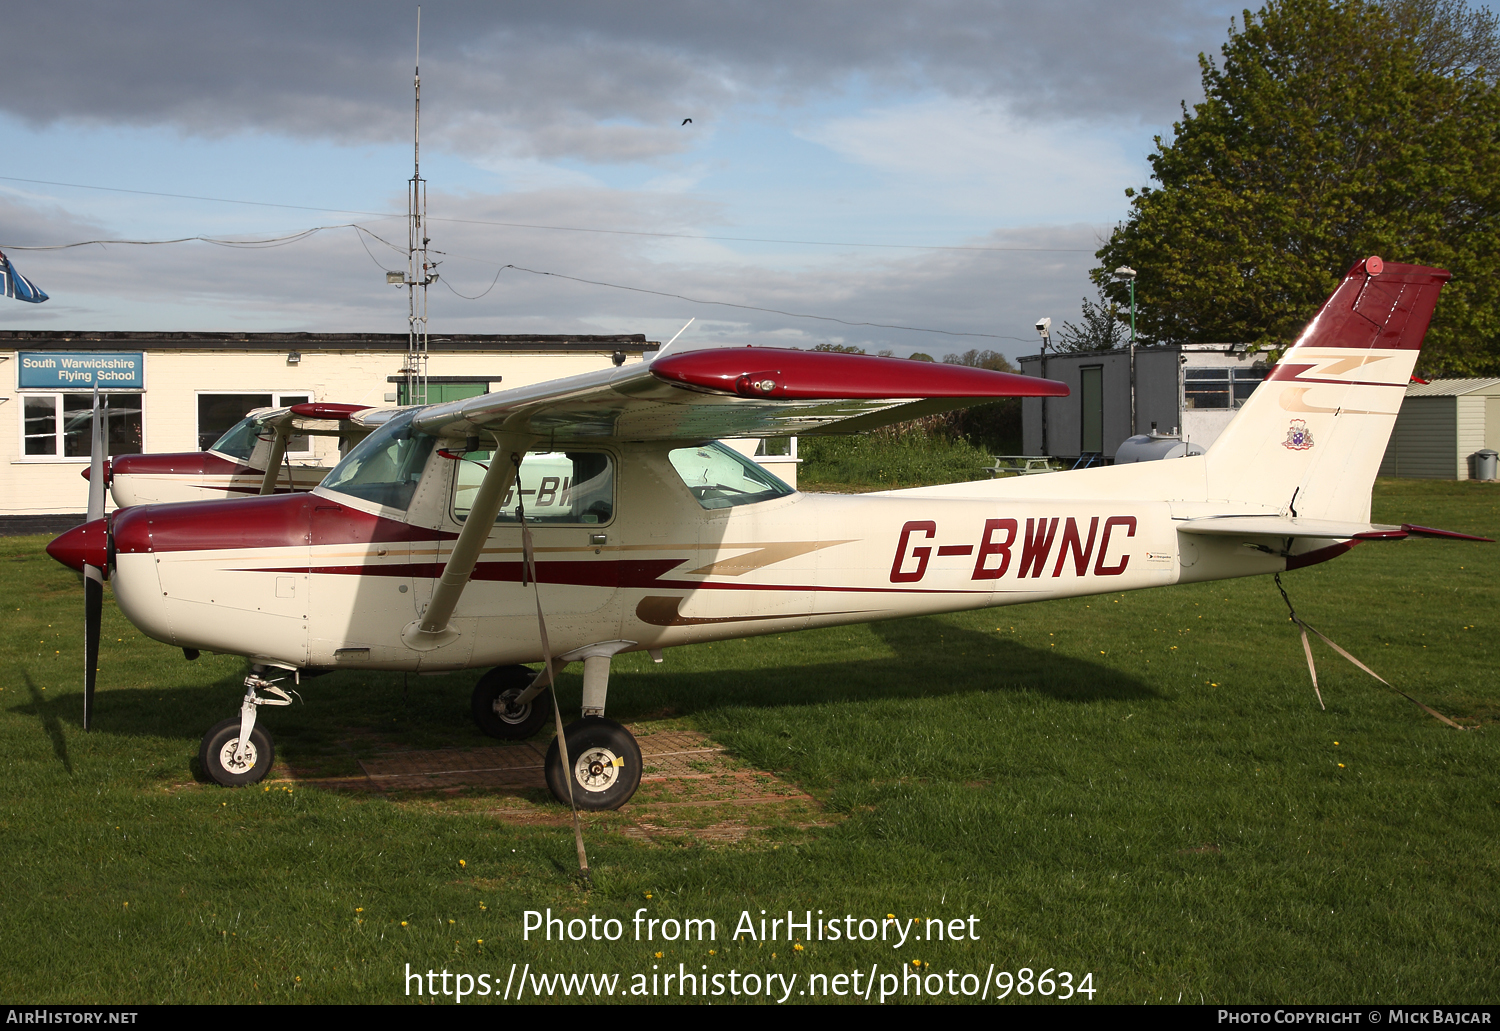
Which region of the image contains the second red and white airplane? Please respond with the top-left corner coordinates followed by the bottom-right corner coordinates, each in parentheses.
top-left (91, 402), bottom-right (386, 507)
top-left (48, 258), bottom-right (1486, 809)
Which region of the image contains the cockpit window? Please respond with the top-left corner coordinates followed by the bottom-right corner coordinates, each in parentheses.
top-left (320, 411), bottom-right (436, 511)
top-left (453, 451), bottom-right (614, 524)
top-left (667, 441), bottom-right (794, 510)
top-left (207, 415), bottom-right (265, 462)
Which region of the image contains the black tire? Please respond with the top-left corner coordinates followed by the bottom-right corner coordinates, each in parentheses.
top-left (199, 717), bottom-right (274, 787)
top-left (471, 665), bottom-right (549, 740)
top-left (545, 717), bottom-right (642, 811)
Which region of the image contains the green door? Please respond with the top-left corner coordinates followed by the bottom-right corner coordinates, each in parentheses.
top-left (1080, 366), bottom-right (1103, 454)
top-left (397, 381), bottom-right (490, 405)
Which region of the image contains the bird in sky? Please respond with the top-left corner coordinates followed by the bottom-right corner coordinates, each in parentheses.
top-left (682, 118), bottom-right (692, 125)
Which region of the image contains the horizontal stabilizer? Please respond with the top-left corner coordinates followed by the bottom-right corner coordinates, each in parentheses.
top-left (1178, 516), bottom-right (1491, 542)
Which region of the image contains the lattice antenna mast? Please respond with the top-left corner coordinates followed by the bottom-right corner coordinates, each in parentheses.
top-left (404, 6), bottom-right (432, 406)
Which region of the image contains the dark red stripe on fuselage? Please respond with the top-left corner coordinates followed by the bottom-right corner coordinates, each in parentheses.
top-left (253, 556), bottom-right (996, 595)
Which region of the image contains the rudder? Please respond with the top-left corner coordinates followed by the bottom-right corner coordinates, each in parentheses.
top-left (1203, 257), bottom-right (1450, 522)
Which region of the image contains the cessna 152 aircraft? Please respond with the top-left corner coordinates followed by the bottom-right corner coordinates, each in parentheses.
top-left (47, 257), bottom-right (1486, 811)
top-left (91, 402), bottom-right (383, 507)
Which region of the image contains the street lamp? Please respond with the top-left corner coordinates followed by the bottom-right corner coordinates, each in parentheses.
top-left (1112, 266), bottom-right (1138, 435)
top-left (1035, 317), bottom-right (1052, 457)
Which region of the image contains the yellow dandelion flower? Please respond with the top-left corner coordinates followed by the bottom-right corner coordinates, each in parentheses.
top-left (654, 951), bottom-right (663, 959)
top-left (478, 939), bottom-right (484, 945)
top-left (794, 943), bottom-right (804, 952)
top-left (401, 921), bottom-right (408, 927)
top-left (709, 950), bottom-right (717, 956)
top-left (912, 959), bottom-right (921, 969)
top-left (356, 908), bottom-right (363, 913)
top-left (459, 859), bottom-right (466, 868)
top-left (449, 919), bottom-right (455, 924)
top-left (1338, 763), bottom-right (1345, 768)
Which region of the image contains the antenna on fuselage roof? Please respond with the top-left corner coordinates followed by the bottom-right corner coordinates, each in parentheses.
top-left (650, 317), bottom-right (695, 361)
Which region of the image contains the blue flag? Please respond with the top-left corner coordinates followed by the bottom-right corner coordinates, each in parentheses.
top-left (0, 249), bottom-right (49, 303)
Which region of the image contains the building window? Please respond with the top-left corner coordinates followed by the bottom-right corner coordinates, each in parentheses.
top-left (197, 393), bottom-right (311, 453)
top-left (21, 393), bottom-right (143, 459)
top-left (1184, 367), bottom-right (1267, 409)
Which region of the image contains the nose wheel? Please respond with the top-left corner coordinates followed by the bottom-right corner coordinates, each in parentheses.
top-left (471, 665), bottom-right (550, 740)
top-left (545, 717), bottom-right (641, 811)
top-left (199, 718), bottom-right (274, 786)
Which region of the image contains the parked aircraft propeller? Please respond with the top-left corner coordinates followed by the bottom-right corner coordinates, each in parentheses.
top-left (83, 387), bottom-right (107, 730)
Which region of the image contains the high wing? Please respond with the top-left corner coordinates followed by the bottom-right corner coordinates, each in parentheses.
top-left (410, 348), bottom-right (1067, 442)
top-left (254, 401), bottom-right (389, 436)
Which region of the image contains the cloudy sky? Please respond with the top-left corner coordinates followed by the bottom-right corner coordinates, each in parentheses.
top-left (0, 1), bottom-right (1247, 361)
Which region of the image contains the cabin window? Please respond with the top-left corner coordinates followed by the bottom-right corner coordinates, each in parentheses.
top-left (668, 441), bottom-right (795, 510)
top-left (320, 411), bottom-right (436, 511)
top-left (197, 393), bottom-right (312, 454)
top-left (20, 393), bottom-right (143, 460)
top-left (452, 451), bottom-right (614, 525)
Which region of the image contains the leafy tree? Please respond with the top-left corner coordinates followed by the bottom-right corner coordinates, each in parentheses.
top-left (812, 342), bottom-right (866, 354)
top-left (940, 348), bottom-right (1016, 372)
top-left (1095, 0), bottom-right (1500, 375)
top-left (909, 352), bottom-right (936, 362)
top-left (1056, 286), bottom-right (1128, 352)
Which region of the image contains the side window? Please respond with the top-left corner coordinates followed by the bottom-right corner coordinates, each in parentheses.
top-left (452, 452), bottom-right (614, 525)
top-left (667, 441), bottom-right (794, 510)
top-left (21, 393), bottom-right (143, 458)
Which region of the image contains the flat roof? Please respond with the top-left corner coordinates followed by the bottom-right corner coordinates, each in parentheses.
top-left (0, 331), bottom-right (659, 353)
top-left (1405, 377), bottom-right (1500, 397)
top-left (1016, 343), bottom-right (1255, 363)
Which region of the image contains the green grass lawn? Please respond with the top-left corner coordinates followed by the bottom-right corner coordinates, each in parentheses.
top-left (1, 479), bottom-right (1496, 1005)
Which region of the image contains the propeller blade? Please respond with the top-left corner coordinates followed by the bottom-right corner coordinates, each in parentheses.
top-left (87, 386), bottom-right (105, 522)
top-left (84, 565), bottom-right (102, 731)
top-left (83, 385), bottom-right (105, 730)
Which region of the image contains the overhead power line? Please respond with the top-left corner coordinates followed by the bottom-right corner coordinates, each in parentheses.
top-left (0, 220), bottom-right (1031, 342)
top-left (0, 173), bottom-right (1092, 253)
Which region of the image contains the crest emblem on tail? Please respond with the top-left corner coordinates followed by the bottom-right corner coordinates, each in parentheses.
top-left (1282, 419), bottom-right (1315, 451)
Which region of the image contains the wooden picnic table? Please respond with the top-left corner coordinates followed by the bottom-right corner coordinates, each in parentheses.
top-left (985, 456), bottom-right (1054, 476)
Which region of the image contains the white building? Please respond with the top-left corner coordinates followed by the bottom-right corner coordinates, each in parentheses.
top-left (1, 331), bottom-right (657, 519)
top-left (1017, 343), bottom-right (1270, 463)
top-left (1378, 378), bottom-right (1500, 480)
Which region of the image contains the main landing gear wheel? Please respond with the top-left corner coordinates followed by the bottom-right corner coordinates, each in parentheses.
top-left (199, 717), bottom-right (275, 787)
top-left (545, 717), bottom-right (642, 811)
top-left (471, 665), bottom-right (549, 740)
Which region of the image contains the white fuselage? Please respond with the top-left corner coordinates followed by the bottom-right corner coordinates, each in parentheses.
top-left (109, 443), bottom-right (1287, 673)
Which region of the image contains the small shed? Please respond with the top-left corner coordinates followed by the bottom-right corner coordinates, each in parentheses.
top-left (1017, 343), bottom-right (1268, 464)
top-left (1378, 378), bottom-right (1500, 480)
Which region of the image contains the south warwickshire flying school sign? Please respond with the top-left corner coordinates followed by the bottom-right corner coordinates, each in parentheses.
top-left (17, 352), bottom-right (145, 390)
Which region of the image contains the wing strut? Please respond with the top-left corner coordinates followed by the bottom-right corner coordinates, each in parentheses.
top-left (514, 452), bottom-right (591, 883)
top-left (402, 430), bottom-right (532, 651)
top-left (257, 426), bottom-right (292, 496)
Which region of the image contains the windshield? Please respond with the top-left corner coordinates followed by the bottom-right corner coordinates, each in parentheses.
top-left (207, 415), bottom-right (265, 461)
top-left (668, 441), bottom-right (794, 510)
top-left (320, 411), bottom-right (436, 511)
